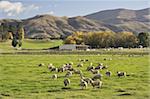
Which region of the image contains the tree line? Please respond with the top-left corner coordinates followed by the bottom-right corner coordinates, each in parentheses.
top-left (64, 31), bottom-right (149, 48)
top-left (0, 23), bottom-right (24, 48)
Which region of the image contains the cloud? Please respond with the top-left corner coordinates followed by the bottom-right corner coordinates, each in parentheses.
top-left (45, 11), bottom-right (54, 15)
top-left (0, 1), bottom-right (39, 16)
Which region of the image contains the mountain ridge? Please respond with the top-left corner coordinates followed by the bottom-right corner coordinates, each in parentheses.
top-left (0, 8), bottom-right (149, 38)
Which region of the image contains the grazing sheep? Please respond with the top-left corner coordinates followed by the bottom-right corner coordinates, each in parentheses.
top-left (58, 67), bottom-right (65, 72)
top-left (89, 79), bottom-right (102, 88)
top-left (90, 69), bottom-right (99, 74)
top-left (86, 66), bottom-right (94, 71)
top-left (92, 74), bottom-right (103, 80)
top-left (74, 69), bottom-right (83, 76)
top-left (80, 79), bottom-right (88, 89)
top-left (80, 76), bottom-right (91, 84)
top-left (105, 70), bottom-right (112, 77)
top-left (117, 71), bottom-right (126, 77)
top-left (77, 63), bottom-right (83, 67)
top-left (48, 64), bottom-right (54, 70)
top-left (68, 68), bottom-right (74, 71)
top-left (52, 74), bottom-right (57, 79)
top-left (65, 71), bottom-right (73, 77)
top-left (69, 62), bottom-right (73, 65)
top-left (38, 63), bottom-right (44, 67)
top-left (51, 67), bottom-right (58, 72)
top-left (64, 78), bottom-right (70, 87)
top-left (95, 65), bottom-right (103, 70)
top-left (102, 65), bottom-right (109, 69)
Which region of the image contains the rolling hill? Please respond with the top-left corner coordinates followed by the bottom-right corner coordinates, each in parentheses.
top-left (0, 8), bottom-right (149, 38)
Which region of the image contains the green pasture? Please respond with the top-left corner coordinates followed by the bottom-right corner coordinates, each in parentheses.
top-left (0, 54), bottom-right (149, 99)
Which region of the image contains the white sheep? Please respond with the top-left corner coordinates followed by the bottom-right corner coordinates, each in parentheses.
top-left (86, 66), bottom-right (95, 71)
top-left (77, 63), bottom-right (83, 67)
top-left (65, 71), bottom-right (73, 77)
top-left (48, 64), bottom-right (55, 70)
top-left (51, 67), bottom-right (58, 72)
top-left (38, 63), bottom-right (44, 67)
top-left (105, 70), bottom-right (112, 77)
top-left (117, 71), bottom-right (126, 77)
top-left (58, 67), bottom-right (65, 72)
top-left (64, 78), bottom-right (70, 87)
top-left (92, 74), bottom-right (103, 80)
top-left (51, 74), bottom-right (57, 79)
top-left (80, 76), bottom-right (91, 84)
top-left (90, 69), bottom-right (99, 74)
top-left (80, 79), bottom-right (88, 89)
top-left (89, 79), bottom-right (102, 88)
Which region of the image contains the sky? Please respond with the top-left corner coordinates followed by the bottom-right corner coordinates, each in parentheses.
top-left (0, 0), bottom-right (149, 19)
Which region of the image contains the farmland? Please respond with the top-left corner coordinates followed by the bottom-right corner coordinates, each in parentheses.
top-left (0, 54), bottom-right (149, 99)
top-left (0, 39), bottom-right (149, 99)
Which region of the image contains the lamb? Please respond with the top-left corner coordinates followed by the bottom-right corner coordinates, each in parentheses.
top-left (92, 74), bottom-right (103, 80)
top-left (64, 78), bottom-right (70, 87)
top-left (38, 63), bottom-right (44, 67)
top-left (73, 69), bottom-right (82, 75)
top-left (105, 70), bottom-right (112, 77)
top-left (95, 63), bottom-right (103, 70)
top-left (90, 69), bottom-right (99, 74)
top-left (65, 71), bottom-right (73, 77)
top-left (51, 67), bottom-right (58, 72)
top-left (77, 63), bottom-right (83, 67)
top-left (48, 64), bottom-right (54, 70)
top-left (86, 66), bottom-right (94, 71)
top-left (89, 79), bottom-right (102, 88)
top-left (51, 74), bottom-right (57, 79)
top-left (80, 79), bottom-right (88, 89)
top-left (58, 67), bottom-right (65, 72)
top-left (80, 76), bottom-right (91, 84)
top-left (102, 65), bottom-right (109, 69)
top-left (117, 71), bottom-right (126, 77)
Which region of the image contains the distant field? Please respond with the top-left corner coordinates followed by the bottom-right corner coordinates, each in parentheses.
top-left (0, 54), bottom-right (149, 99)
top-left (0, 39), bottom-right (63, 52)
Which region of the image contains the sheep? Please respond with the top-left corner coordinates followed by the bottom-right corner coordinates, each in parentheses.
top-left (48, 64), bottom-right (54, 70)
top-left (92, 74), bottom-right (103, 80)
top-left (95, 66), bottom-right (103, 70)
top-left (38, 63), bottom-right (44, 67)
top-left (117, 71), bottom-right (126, 77)
top-left (80, 76), bottom-right (91, 84)
top-left (89, 79), bottom-right (102, 88)
top-left (51, 74), bottom-right (57, 79)
top-left (58, 67), bottom-right (65, 72)
top-left (51, 67), bottom-right (58, 72)
top-left (105, 70), bottom-right (112, 77)
top-left (64, 78), bottom-right (70, 87)
top-left (65, 71), bottom-right (73, 77)
top-left (102, 65), bottom-right (109, 69)
top-left (90, 69), bottom-right (99, 74)
top-left (73, 69), bottom-right (83, 76)
top-left (77, 63), bottom-right (83, 67)
top-left (80, 79), bottom-right (88, 89)
top-left (69, 62), bottom-right (73, 65)
top-left (86, 66), bottom-right (95, 71)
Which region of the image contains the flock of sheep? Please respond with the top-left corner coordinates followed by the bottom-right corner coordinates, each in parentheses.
top-left (38, 58), bottom-right (127, 90)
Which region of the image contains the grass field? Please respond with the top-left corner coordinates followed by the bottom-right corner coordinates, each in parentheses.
top-left (0, 39), bottom-right (63, 53)
top-left (0, 54), bottom-right (149, 99)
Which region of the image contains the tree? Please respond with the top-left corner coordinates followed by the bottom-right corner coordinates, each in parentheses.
top-left (138, 32), bottom-right (149, 47)
top-left (115, 32), bottom-right (138, 48)
top-left (16, 23), bottom-right (24, 48)
top-left (12, 37), bottom-right (18, 47)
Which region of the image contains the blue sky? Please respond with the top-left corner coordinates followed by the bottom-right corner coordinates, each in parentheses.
top-left (0, 0), bottom-right (149, 19)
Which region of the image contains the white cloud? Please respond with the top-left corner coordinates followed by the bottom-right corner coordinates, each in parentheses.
top-left (46, 11), bottom-right (54, 15)
top-left (0, 1), bottom-right (39, 16)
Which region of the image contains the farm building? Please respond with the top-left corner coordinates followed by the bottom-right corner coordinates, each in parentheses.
top-left (59, 44), bottom-right (89, 51)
